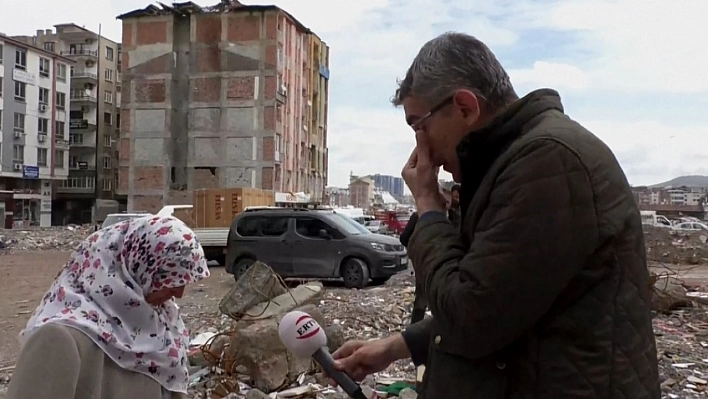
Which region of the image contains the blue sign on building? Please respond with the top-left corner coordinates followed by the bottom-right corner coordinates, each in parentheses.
top-left (22, 165), bottom-right (40, 179)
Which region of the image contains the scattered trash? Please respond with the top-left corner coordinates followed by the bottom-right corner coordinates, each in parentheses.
top-left (0, 225), bottom-right (93, 253)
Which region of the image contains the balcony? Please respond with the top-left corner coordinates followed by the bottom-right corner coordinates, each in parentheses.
top-left (69, 119), bottom-right (97, 131)
top-left (69, 162), bottom-right (96, 171)
top-left (70, 92), bottom-right (97, 103)
top-left (71, 70), bottom-right (98, 81)
top-left (69, 132), bottom-right (96, 148)
top-left (55, 138), bottom-right (70, 149)
top-left (61, 49), bottom-right (98, 58)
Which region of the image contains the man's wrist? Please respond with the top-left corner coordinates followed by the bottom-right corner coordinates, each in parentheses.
top-left (383, 333), bottom-right (411, 362)
top-left (415, 196), bottom-right (445, 214)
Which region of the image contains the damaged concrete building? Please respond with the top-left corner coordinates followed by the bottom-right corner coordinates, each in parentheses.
top-left (117, 1), bottom-right (330, 212)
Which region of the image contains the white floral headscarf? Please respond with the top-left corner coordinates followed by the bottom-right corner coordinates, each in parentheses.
top-left (20, 216), bottom-right (210, 393)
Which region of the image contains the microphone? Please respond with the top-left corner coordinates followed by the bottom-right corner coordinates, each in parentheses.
top-left (278, 311), bottom-right (368, 399)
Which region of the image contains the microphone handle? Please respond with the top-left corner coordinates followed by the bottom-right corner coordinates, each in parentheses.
top-left (312, 348), bottom-right (368, 399)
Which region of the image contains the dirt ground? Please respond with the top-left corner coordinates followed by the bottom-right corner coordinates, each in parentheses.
top-left (1, 251), bottom-right (708, 369)
top-left (0, 251), bottom-right (234, 367)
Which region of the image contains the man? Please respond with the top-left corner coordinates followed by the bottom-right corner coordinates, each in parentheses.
top-left (447, 184), bottom-right (461, 229)
top-left (332, 32), bottom-right (659, 398)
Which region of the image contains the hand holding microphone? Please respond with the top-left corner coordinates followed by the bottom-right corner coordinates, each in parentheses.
top-left (279, 311), bottom-right (369, 399)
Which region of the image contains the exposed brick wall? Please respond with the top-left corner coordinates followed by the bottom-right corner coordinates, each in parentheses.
top-left (193, 168), bottom-right (220, 189)
top-left (262, 167), bottom-right (274, 190)
top-left (263, 137), bottom-right (274, 161)
top-left (120, 109), bottom-right (131, 135)
top-left (135, 166), bottom-right (164, 190)
top-left (264, 76), bottom-right (276, 100)
top-left (264, 106), bottom-right (275, 130)
top-left (227, 14), bottom-right (261, 42)
top-left (132, 55), bottom-right (169, 75)
top-left (122, 23), bottom-right (133, 47)
top-left (136, 21), bottom-right (168, 45)
top-left (121, 78), bottom-right (132, 104)
top-left (196, 15), bottom-right (222, 43)
top-left (264, 13), bottom-right (277, 40)
top-left (133, 195), bottom-right (164, 214)
top-left (134, 79), bottom-right (166, 103)
top-left (193, 77), bottom-right (221, 102)
top-left (226, 77), bottom-right (254, 99)
top-left (196, 47), bottom-right (221, 73)
top-left (264, 44), bottom-right (276, 67)
top-left (119, 138), bottom-right (130, 161)
top-left (118, 167), bottom-right (129, 191)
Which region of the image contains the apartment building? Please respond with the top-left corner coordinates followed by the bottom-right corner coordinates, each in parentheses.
top-left (349, 176), bottom-right (374, 209)
top-left (371, 174), bottom-right (404, 198)
top-left (117, 1), bottom-right (330, 213)
top-left (17, 25), bottom-right (121, 223)
top-left (0, 35), bottom-right (72, 227)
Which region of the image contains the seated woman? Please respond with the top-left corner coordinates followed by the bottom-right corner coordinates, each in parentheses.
top-left (7, 216), bottom-right (210, 399)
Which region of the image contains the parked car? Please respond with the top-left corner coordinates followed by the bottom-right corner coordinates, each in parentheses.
top-left (672, 221), bottom-right (708, 232)
top-left (364, 220), bottom-right (389, 234)
top-left (225, 208), bottom-right (408, 288)
top-left (101, 212), bottom-right (151, 229)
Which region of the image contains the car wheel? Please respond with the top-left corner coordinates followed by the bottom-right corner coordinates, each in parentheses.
top-left (370, 276), bottom-right (390, 286)
top-left (342, 258), bottom-right (370, 289)
top-left (233, 258), bottom-right (255, 282)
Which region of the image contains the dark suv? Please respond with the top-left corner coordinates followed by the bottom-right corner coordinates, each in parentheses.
top-left (225, 209), bottom-right (408, 288)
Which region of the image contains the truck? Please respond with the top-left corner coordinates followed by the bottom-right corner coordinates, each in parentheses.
top-left (373, 209), bottom-right (411, 235)
top-left (640, 210), bottom-right (672, 228)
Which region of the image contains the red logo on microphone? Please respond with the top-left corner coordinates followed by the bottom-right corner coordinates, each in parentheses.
top-left (295, 314), bottom-right (321, 340)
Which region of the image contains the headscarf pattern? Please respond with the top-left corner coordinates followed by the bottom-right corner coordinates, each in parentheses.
top-left (20, 216), bottom-right (210, 393)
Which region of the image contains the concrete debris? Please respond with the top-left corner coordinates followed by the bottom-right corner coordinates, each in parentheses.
top-left (183, 263), bottom-right (417, 398)
top-left (0, 225), bottom-right (93, 253)
top-left (644, 226), bottom-right (708, 265)
top-left (652, 276), bottom-right (691, 313)
top-left (219, 261), bottom-right (288, 319)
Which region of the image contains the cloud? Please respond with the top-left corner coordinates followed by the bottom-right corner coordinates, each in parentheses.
top-left (509, 61), bottom-right (591, 92)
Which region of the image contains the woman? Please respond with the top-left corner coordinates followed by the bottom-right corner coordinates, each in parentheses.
top-left (7, 215), bottom-right (210, 399)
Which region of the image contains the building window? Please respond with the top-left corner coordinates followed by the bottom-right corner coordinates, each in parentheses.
top-left (106, 46), bottom-right (114, 61)
top-left (0, 44), bottom-right (3, 64)
top-left (43, 42), bottom-right (55, 52)
top-left (61, 176), bottom-right (95, 189)
top-left (104, 134), bottom-right (112, 147)
top-left (70, 133), bottom-right (83, 144)
top-left (13, 113), bottom-right (25, 132)
top-left (103, 156), bottom-right (112, 169)
top-left (15, 49), bottom-right (27, 70)
top-left (39, 87), bottom-right (49, 104)
top-left (14, 81), bottom-right (26, 101)
top-left (104, 68), bottom-right (113, 82)
top-left (39, 58), bottom-right (50, 77)
top-left (13, 145), bottom-right (24, 162)
top-left (56, 92), bottom-right (66, 109)
top-left (104, 90), bottom-right (113, 104)
top-left (0, 77), bottom-right (2, 97)
top-left (103, 178), bottom-right (112, 191)
top-left (37, 148), bottom-right (48, 166)
top-left (104, 112), bottom-right (112, 125)
top-left (116, 113), bottom-right (121, 129)
top-left (38, 118), bottom-right (49, 134)
top-left (54, 149), bottom-right (65, 168)
top-left (57, 64), bottom-right (67, 81)
top-left (55, 121), bottom-right (65, 138)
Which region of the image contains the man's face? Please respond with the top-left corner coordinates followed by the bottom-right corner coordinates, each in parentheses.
top-left (451, 190), bottom-right (460, 206)
top-left (403, 92), bottom-right (482, 180)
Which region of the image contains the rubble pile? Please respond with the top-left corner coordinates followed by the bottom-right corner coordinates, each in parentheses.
top-left (0, 225), bottom-right (93, 253)
top-left (185, 264), bottom-right (418, 399)
top-left (644, 226), bottom-right (708, 265)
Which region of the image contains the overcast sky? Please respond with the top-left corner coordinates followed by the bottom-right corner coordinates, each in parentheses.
top-left (3, 0), bottom-right (707, 188)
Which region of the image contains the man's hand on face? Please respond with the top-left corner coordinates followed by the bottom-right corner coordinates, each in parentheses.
top-left (402, 131), bottom-right (447, 214)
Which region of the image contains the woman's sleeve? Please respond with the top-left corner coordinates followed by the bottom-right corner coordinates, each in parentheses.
top-left (6, 325), bottom-right (81, 399)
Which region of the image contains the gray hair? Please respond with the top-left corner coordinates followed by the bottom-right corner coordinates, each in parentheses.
top-left (392, 32), bottom-right (517, 110)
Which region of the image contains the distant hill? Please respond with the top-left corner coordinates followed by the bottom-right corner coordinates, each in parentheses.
top-left (650, 175), bottom-right (708, 188)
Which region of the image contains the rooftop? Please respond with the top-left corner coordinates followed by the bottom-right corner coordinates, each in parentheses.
top-left (0, 34), bottom-right (75, 63)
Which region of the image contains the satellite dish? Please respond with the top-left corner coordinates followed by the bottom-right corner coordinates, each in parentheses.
top-left (84, 88), bottom-right (91, 96)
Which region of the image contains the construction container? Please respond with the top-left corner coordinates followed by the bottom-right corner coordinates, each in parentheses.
top-left (193, 188), bottom-right (275, 228)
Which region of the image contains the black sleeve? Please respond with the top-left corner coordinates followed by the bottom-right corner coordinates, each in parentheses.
top-left (399, 212), bottom-right (419, 248)
top-left (401, 317), bottom-right (433, 366)
top-left (408, 139), bottom-right (599, 360)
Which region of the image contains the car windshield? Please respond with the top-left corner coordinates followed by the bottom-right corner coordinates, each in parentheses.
top-left (323, 213), bottom-right (371, 235)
